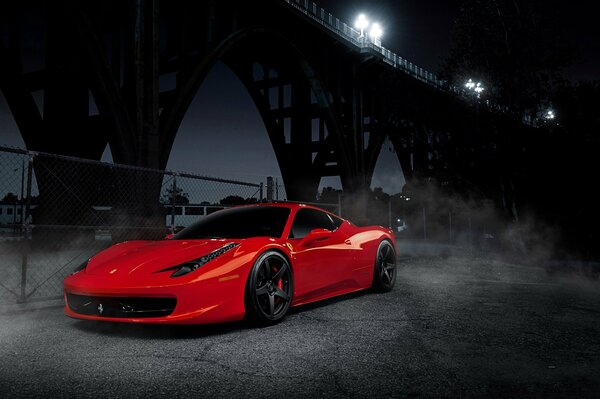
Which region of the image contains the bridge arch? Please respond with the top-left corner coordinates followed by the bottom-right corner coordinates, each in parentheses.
top-left (159, 27), bottom-right (348, 201)
top-left (369, 136), bottom-right (406, 195)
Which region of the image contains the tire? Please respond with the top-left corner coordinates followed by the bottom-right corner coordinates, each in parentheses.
top-left (372, 240), bottom-right (397, 292)
top-left (245, 251), bottom-right (293, 324)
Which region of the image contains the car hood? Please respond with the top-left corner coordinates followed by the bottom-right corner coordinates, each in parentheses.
top-left (84, 239), bottom-right (241, 277)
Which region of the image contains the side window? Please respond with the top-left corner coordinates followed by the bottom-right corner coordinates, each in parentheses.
top-left (289, 209), bottom-right (335, 239)
top-left (330, 214), bottom-right (343, 229)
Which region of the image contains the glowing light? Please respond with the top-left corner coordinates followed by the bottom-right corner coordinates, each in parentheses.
top-left (545, 109), bottom-right (556, 120)
top-left (474, 82), bottom-right (484, 95)
top-left (465, 78), bottom-right (485, 98)
top-left (369, 23), bottom-right (383, 40)
top-left (355, 14), bottom-right (369, 36)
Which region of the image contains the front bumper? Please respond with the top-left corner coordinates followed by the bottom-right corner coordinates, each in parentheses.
top-left (64, 271), bottom-right (247, 325)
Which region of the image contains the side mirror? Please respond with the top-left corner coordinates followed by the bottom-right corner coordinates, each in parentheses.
top-left (300, 228), bottom-right (333, 247)
top-left (165, 233), bottom-right (175, 240)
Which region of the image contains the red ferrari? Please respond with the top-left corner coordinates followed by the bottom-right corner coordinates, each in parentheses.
top-left (64, 203), bottom-right (397, 324)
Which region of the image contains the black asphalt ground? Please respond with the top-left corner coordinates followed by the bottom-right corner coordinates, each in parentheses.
top-left (1, 256), bottom-right (599, 398)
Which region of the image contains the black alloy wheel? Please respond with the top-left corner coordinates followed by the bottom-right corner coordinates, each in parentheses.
top-left (372, 240), bottom-right (397, 292)
top-left (246, 251), bottom-right (293, 323)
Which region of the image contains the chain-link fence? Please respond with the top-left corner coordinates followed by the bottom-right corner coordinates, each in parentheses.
top-left (267, 177), bottom-right (342, 216)
top-left (0, 146), bottom-right (263, 304)
top-left (311, 186), bottom-right (508, 256)
top-left (269, 176), bottom-right (499, 252)
top-left (349, 192), bottom-right (508, 255)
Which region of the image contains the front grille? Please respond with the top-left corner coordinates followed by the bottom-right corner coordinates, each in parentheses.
top-left (66, 293), bottom-right (176, 318)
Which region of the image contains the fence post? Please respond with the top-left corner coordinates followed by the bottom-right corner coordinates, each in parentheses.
top-left (449, 211), bottom-right (452, 243)
top-left (422, 207), bottom-right (427, 240)
top-left (19, 152), bottom-right (34, 303)
top-left (20, 157), bottom-right (25, 224)
top-left (468, 213), bottom-right (473, 255)
top-left (337, 192), bottom-right (342, 217)
top-left (170, 174), bottom-right (177, 234)
top-left (388, 198), bottom-right (392, 228)
top-left (266, 176), bottom-right (273, 202)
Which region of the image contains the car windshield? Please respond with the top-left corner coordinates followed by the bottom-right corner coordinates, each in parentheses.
top-left (173, 206), bottom-right (290, 239)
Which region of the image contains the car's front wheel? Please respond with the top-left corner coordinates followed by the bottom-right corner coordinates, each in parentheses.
top-left (372, 240), bottom-right (397, 292)
top-left (245, 251), bottom-right (293, 324)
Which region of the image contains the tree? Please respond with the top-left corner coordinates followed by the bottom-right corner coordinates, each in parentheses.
top-left (443, 0), bottom-right (572, 116)
top-left (552, 81), bottom-right (600, 144)
top-left (160, 186), bottom-right (189, 205)
top-left (318, 187), bottom-right (341, 204)
top-left (542, 81), bottom-right (600, 258)
top-left (219, 195), bottom-right (249, 206)
top-left (1, 193), bottom-right (19, 203)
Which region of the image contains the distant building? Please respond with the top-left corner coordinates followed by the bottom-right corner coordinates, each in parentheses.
top-left (0, 204), bottom-right (37, 225)
top-left (164, 204), bottom-right (226, 228)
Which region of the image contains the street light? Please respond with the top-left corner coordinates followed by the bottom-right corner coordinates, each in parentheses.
top-left (474, 82), bottom-right (484, 96)
top-left (544, 109), bottom-right (556, 120)
top-left (465, 78), bottom-right (485, 98)
top-left (369, 22), bottom-right (383, 46)
top-left (355, 14), bottom-right (384, 46)
top-left (354, 14), bottom-right (369, 37)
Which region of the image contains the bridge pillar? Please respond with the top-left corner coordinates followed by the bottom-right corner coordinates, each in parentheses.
top-left (283, 80), bottom-right (320, 201)
top-left (129, 0), bottom-right (160, 170)
top-left (27, 4), bottom-right (111, 229)
top-left (336, 63), bottom-right (373, 223)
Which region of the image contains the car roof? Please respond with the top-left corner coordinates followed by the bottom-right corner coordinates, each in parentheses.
top-left (246, 202), bottom-right (344, 219)
top-left (248, 202), bottom-right (316, 210)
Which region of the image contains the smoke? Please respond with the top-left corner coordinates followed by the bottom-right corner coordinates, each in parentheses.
top-left (338, 178), bottom-right (593, 271)
top-left (0, 234), bottom-right (100, 306)
top-left (0, 179), bottom-right (595, 310)
top-left (0, 219), bottom-right (168, 307)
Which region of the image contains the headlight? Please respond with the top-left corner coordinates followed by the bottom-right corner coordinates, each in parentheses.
top-left (163, 243), bottom-right (239, 278)
top-left (72, 260), bottom-right (89, 275)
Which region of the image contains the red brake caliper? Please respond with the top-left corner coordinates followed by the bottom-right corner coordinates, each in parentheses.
top-left (275, 266), bottom-right (282, 303)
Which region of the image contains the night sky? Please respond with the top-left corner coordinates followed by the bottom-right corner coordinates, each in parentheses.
top-left (1, 0), bottom-right (599, 197)
top-left (317, 0), bottom-right (600, 82)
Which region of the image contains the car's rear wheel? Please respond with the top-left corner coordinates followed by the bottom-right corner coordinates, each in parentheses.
top-left (245, 251), bottom-right (293, 324)
top-left (372, 240), bottom-right (397, 292)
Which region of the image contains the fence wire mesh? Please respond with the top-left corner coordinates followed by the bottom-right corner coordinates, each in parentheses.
top-left (1, 146), bottom-right (501, 304)
top-left (0, 146), bottom-right (262, 303)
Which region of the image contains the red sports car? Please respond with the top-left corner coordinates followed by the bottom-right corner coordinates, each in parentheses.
top-left (64, 203), bottom-right (397, 324)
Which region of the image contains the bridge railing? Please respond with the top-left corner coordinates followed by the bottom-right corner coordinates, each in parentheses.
top-left (282, 0), bottom-right (540, 126)
top-left (281, 0), bottom-right (447, 89)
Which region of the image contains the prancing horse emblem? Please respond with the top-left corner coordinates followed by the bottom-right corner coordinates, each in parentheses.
top-left (98, 303), bottom-right (104, 315)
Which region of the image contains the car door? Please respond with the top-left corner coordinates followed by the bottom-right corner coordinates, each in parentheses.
top-left (288, 208), bottom-right (353, 304)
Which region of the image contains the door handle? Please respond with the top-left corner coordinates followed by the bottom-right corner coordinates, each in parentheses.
top-left (344, 239), bottom-right (351, 245)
